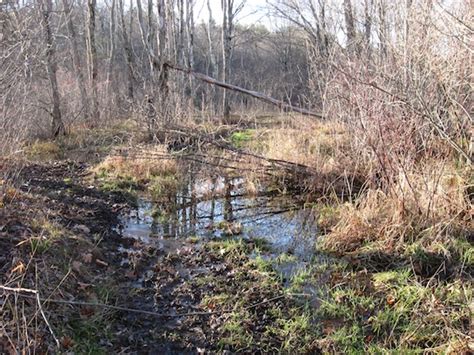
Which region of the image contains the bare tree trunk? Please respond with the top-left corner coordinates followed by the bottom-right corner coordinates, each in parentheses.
top-left (221, 0), bottom-right (231, 120)
top-left (157, 0), bottom-right (170, 124)
top-left (343, 0), bottom-right (357, 52)
top-left (206, 0), bottom-right (216, 112)
top-left (185, 0), bottom-right (194, 70)
top-left (39, 0), bottom-right (65, 137)
top-left (106, 0), bottom-right (117, 117)
top-left (403, 0), bottom-right (412, 89)
top-left (62, 0), bottom-right (90, 121)
top-left (118, 0), bottom-right (134, 100)
top-left (177, 0), bottom-right (185, 66)
top-left (364, 0), bottom-right (373, 54)
top-left (185, 0), bottom-right (195, 101)
top-left (377, 0), bottom-right (388, 58)
top-left (87, 0), bottom-right (100, 122)
top-left (167, 63), bottom-right (324, 119)
top-left (136, 0), bottom-right (154, 73)
top-left (177, 0), bottom-right (186, 100)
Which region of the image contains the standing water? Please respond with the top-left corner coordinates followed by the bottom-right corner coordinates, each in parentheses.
top-left (119, 174), bottom-right (318, 261)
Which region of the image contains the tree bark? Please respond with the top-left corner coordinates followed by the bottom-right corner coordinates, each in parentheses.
top-left (377, 0), bottom-right (388, 58)
top-left (185, 0), bottom-right (194, 70)
top-left (157, 0), bottom-right (170, 123)
top-left (206, 0), bottom-right (217, 111)
top-left (106, 0), bottom-right (117, 116)
top-left (343, 0), bottom-right (357, 51)
top-left (40, 0), bottom-right (65, 137)
top-left (87, 0), bottom-right (100, 122)
top-left (118, 0), bottom-right (134, 100)
top-left (221, 0), bottom-right (231, 119)
top-left (62, 0), bottom-right (90, 121)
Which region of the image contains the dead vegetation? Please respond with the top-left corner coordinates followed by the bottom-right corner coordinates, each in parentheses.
top-left (1, 0), bottom-right (473, 352)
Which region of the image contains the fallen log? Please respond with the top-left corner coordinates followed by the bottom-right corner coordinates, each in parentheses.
top-left (165, 63), bottom-right (324, 119)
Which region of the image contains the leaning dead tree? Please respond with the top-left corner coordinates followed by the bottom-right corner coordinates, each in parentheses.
top-left (166, 63), bottom-right (324, 119)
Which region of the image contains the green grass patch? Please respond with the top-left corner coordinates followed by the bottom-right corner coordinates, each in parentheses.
top-left (230, 129), bottom-right (254, 148)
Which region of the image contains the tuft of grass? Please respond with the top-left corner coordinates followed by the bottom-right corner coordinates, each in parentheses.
top-left (317, 204), bottom-right (342, 233)
top-left (269, 309), bottom-right (315, 352)
top-left (219, 311), bottom-right (255, 351)
top-left (26, 218), bottom-right (65, 254)
top-left (149, 174), bottom-right (180, 200)
top-left (208, 238), bottom-right (249, 258)
top-left (25, 140), bottom-right (62, 160)
top-left (315, 265), bottom-right (472, 352)
top-left (92, 145), bottom-right (179, 199)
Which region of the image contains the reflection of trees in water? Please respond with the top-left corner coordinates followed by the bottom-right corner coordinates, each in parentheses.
top-left (223, 176), bottom-right (234, 222)
top-left (145, 167), bottom-right (317, 242)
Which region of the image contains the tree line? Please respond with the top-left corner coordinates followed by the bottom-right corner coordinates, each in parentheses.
top-left (0, 0), bottom-right (472, 163)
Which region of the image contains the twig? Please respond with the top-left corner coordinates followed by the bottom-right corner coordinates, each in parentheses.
top-left (1, 286), bottom-right (292, 319)
top-left (0, 285), bottom-right (60, 349)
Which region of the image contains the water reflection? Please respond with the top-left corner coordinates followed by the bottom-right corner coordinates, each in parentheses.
top-left (120, 174), bottom-right (318, 260)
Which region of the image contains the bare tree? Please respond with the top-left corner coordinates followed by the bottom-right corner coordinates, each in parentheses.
top-left (118, 0), bottom-right (135, 100)
top-left (62, 0), bottom-right (90, 121)
top-left (343, 0), bottom-right (357, 51)
top-left (106, 0), bottom-right (117, 115)
top-left (185, 0), bottom-right (195, 71)
top-left (87, 0), bottom-right (100, 121)
top-left (39, 0), bottom-right (65, 137)
top-left (221, 0), bottom-right (245, 120)
top-left (376, 0), bottom-right (388, 58)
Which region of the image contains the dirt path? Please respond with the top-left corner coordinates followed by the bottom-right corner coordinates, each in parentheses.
top-left (1, 161), bottom-right (191, 352)
top-left (2, 161), bottom-right (314, 353)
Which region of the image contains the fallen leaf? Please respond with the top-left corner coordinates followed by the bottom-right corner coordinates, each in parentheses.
top-left (11, 261), bottom-right (25, 274)
top-left (60, 336), bottom-right (74, 349)
top-left (386, 294), bottom-right (396, 306)
top-left (82, 253), bottom-right (93, 263)
top-left (72, 260), bottom-right (82, 272)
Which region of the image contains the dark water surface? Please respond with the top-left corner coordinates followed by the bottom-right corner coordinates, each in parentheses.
top-left (119, 174), bottom-right (318, 261)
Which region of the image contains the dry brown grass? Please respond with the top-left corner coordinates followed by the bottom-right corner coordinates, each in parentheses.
top-left (245, 114), bottom-right (472, 266)
top-left (320, 160), bottom-right (472, 255)
top-left (93, 145), bottom-right (177, 183)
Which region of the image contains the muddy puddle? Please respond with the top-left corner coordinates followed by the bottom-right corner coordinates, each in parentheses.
top-left (123, 175), bottom-right (316, 246)
top-left (116, 172), bottom-right (321, 296)
top-left (108, 169), bottom-right (327, 351)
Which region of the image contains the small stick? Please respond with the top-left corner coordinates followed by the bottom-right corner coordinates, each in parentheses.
top-left (1, 285), bottom-right (60, 349)
top-left (1, 286), bottom-right (290, 318)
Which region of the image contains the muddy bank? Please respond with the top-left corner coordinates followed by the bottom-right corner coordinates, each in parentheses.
top-left (1, 160), bottom-right (321, 353)
top-left (1, 155), bottom-right (472, 354)
top-left (1, 161), bottom-right (133, 352)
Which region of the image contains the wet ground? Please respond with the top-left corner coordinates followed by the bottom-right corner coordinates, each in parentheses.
top-left (2, 155), bottom-right (471, 353)
top-left (1, 159), bottom-right (324, 353)
top-left (112, 168), bottom-right (324, 352)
